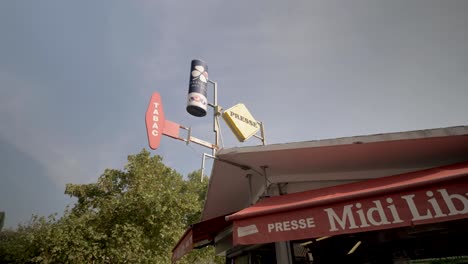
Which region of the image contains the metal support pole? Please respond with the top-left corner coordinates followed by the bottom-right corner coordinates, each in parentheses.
top-left (246, 174), bottom-right (253, 205)
top-left (208, 80), bottom-right (220, 156)
top-left (252, 121), bottom-right (267, 146)
top-left (260, 122), bottom-right (266, 145)
top-left (201, 153), bottom-right (216, 182)
top-left (201, 154), bottom-right (206, 181)
top-left (261, 165), bottom-right (269, 197)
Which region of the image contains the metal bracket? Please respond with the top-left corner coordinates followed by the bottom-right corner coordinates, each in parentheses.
top-left (252, 121), bottom-right (267, 145)
top-left (214, 105), bottom-right (223, 116)
top-left (172, 125), bottom-right (218, 150)
top-left (201, 153), bottom-right (216, 182)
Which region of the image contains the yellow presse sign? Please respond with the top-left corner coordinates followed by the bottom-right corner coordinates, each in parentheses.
top-left (222, 103), bottom-right (260, 142)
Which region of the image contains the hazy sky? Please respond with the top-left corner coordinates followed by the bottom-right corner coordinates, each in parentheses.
top-left (1, 0), bottom-right (467, 228)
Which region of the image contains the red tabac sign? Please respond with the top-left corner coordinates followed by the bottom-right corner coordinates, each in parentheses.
top-left (231, 179), bottom-right (468, 245)
top-left (145, 92), bottom-right (165, 150)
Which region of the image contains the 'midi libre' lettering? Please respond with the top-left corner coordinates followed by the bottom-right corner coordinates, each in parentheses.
top-left (401, 189), bottom-right (468, 220)
top-left (230, 111), bottom-right (258, 128)
top-left (324, 200), bottom-right (401, 232)
top-left (324, 188), bottom-right (468, 232)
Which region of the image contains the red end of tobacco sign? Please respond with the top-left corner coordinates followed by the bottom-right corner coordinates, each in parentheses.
top-left (145, 92), bottom-right (165, 150)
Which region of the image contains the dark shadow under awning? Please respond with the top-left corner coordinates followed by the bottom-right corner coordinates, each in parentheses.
top-left (172, 214), bottom-right (232, 263)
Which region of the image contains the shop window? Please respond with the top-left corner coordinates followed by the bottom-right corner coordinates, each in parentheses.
top-left (227, 243), bottom-right (277, 264)
top-left (291, 219), bottom-right (468, 264)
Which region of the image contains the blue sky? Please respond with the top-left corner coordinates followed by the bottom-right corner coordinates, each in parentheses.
top-left (1, 0), bottom-right (467, 228)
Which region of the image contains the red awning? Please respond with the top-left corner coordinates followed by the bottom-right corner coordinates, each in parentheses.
top-left (172, 214), bottom-right (231, 263)
top-left (226, 161), bottom-right (468, 245)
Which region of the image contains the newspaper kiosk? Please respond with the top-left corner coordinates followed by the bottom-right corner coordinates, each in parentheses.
top-left (173, 126), bottom-right (468, 264)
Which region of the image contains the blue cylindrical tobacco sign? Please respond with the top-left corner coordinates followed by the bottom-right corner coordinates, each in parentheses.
top-left (187, 59), bottom-right (208, 117)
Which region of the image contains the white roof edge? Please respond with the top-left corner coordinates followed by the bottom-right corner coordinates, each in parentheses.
top-left (217, 125), bottom-right (468, 156)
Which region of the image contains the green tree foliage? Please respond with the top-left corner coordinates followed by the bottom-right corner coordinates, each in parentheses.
top-left (0, 149), bottom-right (223, 264)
